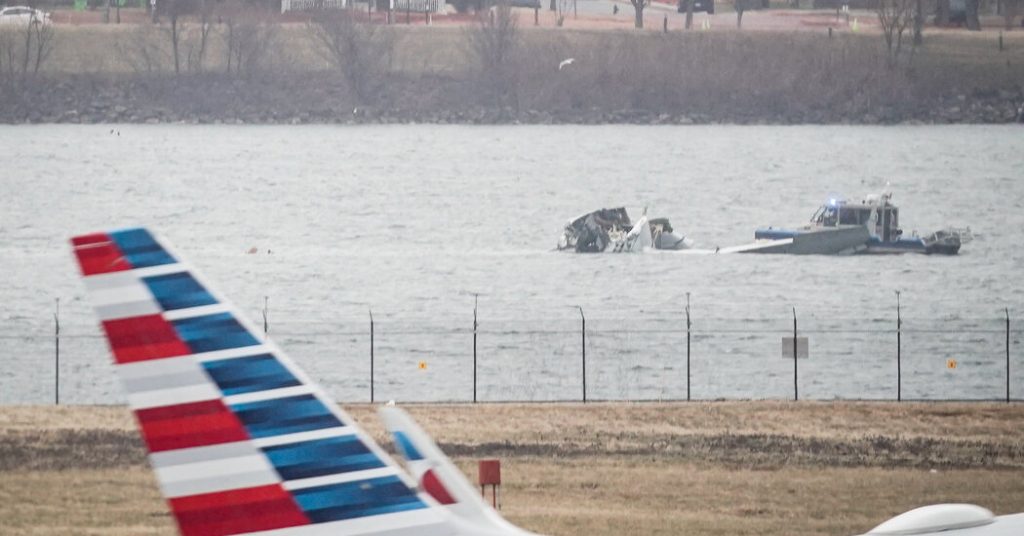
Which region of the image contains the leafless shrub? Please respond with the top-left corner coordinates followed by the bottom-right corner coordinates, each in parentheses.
top-left (30, 19), bottom-right (54, 75)
top-left (877, 0), bottom-right (915, 64)
top-left (466, 2), bottom-right (520, 107)
top-left (218, 0), bottom-right (278, 77)
top-left (308, 11), bottom-right (396, 104)
top-left (0, 18), bottom-right (55, 90)
top-left (183, 0), bottom-right (214, 73)
top-left (506, 32), bottom-right (908, 120)
top-left (116, 26), bottom-right (172, 74)
top-left (164, 0), bottom-right (191, 74)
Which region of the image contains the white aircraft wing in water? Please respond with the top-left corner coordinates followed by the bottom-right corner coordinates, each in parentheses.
top-left (379, 406), bottom-right (541, 536)
top-left (69, 227), bottom-right (531, 536)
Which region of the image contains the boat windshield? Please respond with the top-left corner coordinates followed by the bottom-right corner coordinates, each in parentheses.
top-left (811, 204), bottom-right (840, 227)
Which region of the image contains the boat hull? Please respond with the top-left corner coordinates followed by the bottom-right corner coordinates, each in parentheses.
top-left (753, 228), bottom-right (961, 255)
top-left (749, 226), bottom-right (870, 255)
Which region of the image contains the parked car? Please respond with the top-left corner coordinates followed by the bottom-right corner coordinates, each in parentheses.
top-left (676, 0), bottom-right (714, 14)
top-left (0, 6), bottom-right (51, 25)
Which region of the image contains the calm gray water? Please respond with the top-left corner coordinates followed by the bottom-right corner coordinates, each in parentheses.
top-left (1, 124), bottom-right (1022, 404)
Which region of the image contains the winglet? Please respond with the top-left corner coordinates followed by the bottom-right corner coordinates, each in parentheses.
top-left (379, 406), bottom-right (542, 536)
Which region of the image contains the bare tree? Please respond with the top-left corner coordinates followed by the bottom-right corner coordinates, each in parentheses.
top-left (0, 16), bottom-right (54, 90)
top-left (116, 25), bottom-right (172, 73)
top-left (556, 0), bottom-right (573, 25)
top-left (1005, 0), bottom-right (1020, 29)
top-left (965, 0), bottom-right (981, 30)
top-left (185, 0), bottom-right (213, 73)
top-left (630, 0), bottom-right (651, 28)
top-left (877, 0), bottom-right (915, 64)
top-left (163, 0), bottom-right (191, 74)
top-left (31, 18), bottom-right (54, 74)
top-left (466, 2), bottom-right (520, 107)
top-left (0, 29), bottom-right (16, 87)
top-left (934, 0), bottom-right (950, 25)
top-left (219, 0), bottom-right (278, 77)
top-left (309, 10), bottom-right (396, 104)
top-left (912, 0), bottom-right (923, 44)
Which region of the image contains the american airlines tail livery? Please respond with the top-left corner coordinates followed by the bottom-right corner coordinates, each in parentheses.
top-left (69, 227), bottom-right (1021, 536)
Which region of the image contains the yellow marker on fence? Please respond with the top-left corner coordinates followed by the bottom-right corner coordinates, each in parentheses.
top-left (418, 361), bottom-right (428, 370)
top-left (947, 358), bottom-right (958, 370)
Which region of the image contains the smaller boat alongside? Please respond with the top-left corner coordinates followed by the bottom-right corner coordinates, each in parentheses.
top-left (751, 190), bottom-right (972, 255)
top-left (558, 207), bottom-right (694, 253)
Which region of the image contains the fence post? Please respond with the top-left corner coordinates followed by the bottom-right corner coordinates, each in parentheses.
top-left (896, 290), bottom-right (902, 402)
top-left (54, 298), bottom-right (60, 406)
top-left (262, 296), bottom-right (269, 336)
top-left (473, 294), bottom-right (478, 403)
top-left (1007, 308), bottom-right (1011, 403)
top-left (686, 292), bottom-right (691, 402)
top-left (792, 307), bottom-right (798, 401)
top-left (578, 306), bottom-right (586, 403)
top-left (369, 309), bottom-right (375, 404)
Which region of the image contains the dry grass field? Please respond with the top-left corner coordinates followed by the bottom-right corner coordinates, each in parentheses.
top-left (35, 22), bottom-right (1024, 77)
top-left (1, 402), bottom-right (1022, 536)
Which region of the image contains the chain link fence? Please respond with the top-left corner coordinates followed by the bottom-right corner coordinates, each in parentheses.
top-left (0, 307), bottom-right (1020, 405)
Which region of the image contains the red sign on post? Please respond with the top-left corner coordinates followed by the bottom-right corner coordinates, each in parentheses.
top-left (478, 459), bottom-right (501, 485)
top-left (478, 459), bottom-right (501, 509)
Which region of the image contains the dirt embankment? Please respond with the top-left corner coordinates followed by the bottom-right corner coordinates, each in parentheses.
top-left (2, 402), bottom-right (1022, 472)
top-left (3, 72), bottom-right (1023, 125)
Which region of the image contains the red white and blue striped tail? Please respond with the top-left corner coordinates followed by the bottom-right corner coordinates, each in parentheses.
top-left (70, 228), bottom-right (486, 536)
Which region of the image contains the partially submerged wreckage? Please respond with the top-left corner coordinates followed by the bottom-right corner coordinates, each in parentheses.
top-left (559, 191), bottom-right (971, 256)
top-left (557, 207), bottom-right (695, 253)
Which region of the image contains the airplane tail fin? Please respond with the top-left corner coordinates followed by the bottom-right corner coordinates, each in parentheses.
top-left (69, 227), bottom-right (486, 536)
top-left (379, 406), bottom-right (541, 536)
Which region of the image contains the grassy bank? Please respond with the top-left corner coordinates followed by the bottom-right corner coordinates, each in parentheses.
top-left (1, 24), bottom-right (1023, 123)
top-left (1, 402), bottom-right (1022, 535)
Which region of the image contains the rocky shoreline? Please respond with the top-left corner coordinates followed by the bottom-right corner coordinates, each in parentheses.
top-left (2, 75), bottom-right (1022, 125)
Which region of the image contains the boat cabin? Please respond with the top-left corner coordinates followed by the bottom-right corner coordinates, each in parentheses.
top-left (810, 197), bottom-right (902, 243)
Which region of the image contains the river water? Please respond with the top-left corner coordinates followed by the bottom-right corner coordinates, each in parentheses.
top-left (1, 124), bottom-right (1022, 404)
